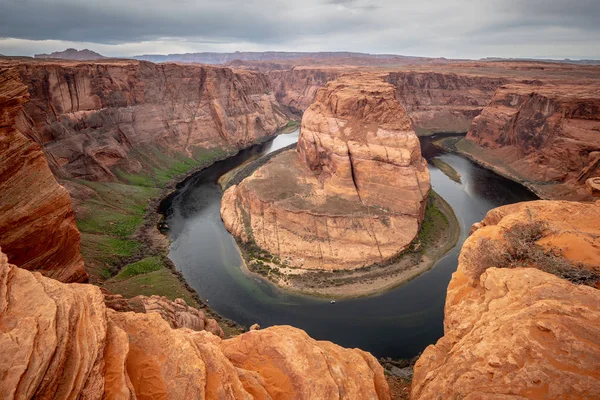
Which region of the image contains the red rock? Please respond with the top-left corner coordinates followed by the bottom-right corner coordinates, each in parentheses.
top-left (3, 59), bottom-right (289, 181)
top-left (0, 249), bottom-right (390, 399)
top-left (465, 84), bottom-right (600, 200)
top-left (222, 75), bottom-right (430, 271)
top-left (0, 67), bottom-right (86, 282)
top-left (412, 200), bottom-right (600, 399)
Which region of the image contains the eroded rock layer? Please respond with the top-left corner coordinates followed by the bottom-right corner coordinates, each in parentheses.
top-left (0, 249), bottom-right (390, 400)
top-left (387, 71), bottom-right (508, 135)
top-left (464, 84), bottom-right (600, 200)
top-left (221, 75), bottom-right (430, 270)
top-left (4, 59), bottom-right (289, 181)
top-left (0, 67), bottom-right (86, 282)
top-left (412, 200), bottom-right (600, 399)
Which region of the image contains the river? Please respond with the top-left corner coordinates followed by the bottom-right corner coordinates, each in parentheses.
top-left (160, 130), bottom-right (537, 359)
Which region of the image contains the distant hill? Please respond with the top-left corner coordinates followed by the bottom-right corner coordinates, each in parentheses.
top-left (480, 57), bottom-right (600, 65)
top-left (133, 51), bottom-right (447, 65)
top-left (34, 48), bottom-right (106, 60)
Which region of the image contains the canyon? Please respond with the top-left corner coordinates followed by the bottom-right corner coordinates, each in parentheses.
top-left (221, 75), bottom-right (430, 273)
top-left (461, 83), bottom-right (600, 201)
top-left (1, 54), bottom-right (600, 399)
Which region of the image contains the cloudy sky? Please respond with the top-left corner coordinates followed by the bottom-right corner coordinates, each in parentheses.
top-left (0, 0), bottom-right (598, 59)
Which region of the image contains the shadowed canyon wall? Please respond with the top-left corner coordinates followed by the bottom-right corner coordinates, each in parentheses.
top-left (8, 60), bottom-right (290, 181)
top-left (0, 67), bottom-right (86, 282)
top-left (265, 68), bottom-right (509, 135)
top-left (464, 83), bottom-right (600, 200)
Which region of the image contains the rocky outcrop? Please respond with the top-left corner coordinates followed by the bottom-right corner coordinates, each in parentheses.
top-left (3, 59), bottom-right (289, 181)
top-left (0, 67), bottom-right (86, 282)
top-left (464, 84), bottom-right (600, 200)
top-left (0, 249), bottom-right (390, 399)
top-left (221, 75), bottom-right (430, 271)
top-left (103, 293), bottom-right (225, 337)
top-left (387, 71), bottom-right (508, 135)
top-left (412, 200), bottom-right (600, 399)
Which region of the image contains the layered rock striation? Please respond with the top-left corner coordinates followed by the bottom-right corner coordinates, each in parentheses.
top-left (0, 67), bottom-right (86, 282)
top-left (412, 200), bottom-right (600, 399)
top-left (265, 68), bottom-right (509, 135)
top-left (222, 75), bottom-right (430, 271)
top-left (464, 83), bottom-right (600, 200)
top-left (0, 249), bottom-right (390, 399)
top-left (387, 71), bottom-right (508, 135)
top-left (3, 59), bottom-right (289, 181)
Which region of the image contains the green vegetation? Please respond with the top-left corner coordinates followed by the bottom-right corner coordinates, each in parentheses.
top-left (115, 145), bottom-right (229, 188)
top-left (412, 191), bottom-right (450, 253)
top-left (471, 219), bottom-right (600, 287)
top-left (75, 143), bottom-right (231, 297)
top-left (113, 256), bottom-right (163, 280)
top-left (431, 158), bottom-right (462, 183)
top-left (103, 267), bottom-right (200, 307)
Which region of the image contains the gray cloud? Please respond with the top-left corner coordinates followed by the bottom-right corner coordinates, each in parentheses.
top-left (0, 0), bottom-right (598, 58)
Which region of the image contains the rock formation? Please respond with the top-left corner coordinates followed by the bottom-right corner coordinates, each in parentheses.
top-left (387, 71), bottom-right (508, 135)
top-left (464, 83), bottom-right (600, 200)
top-left (2, 59), bottom-right (289, 181)
top-left (266, 68), bottom-right (509, 135)
top-left (266, 68), bottom-right (340, 112)
top-left (0, 249), bottom-right (390, 399)
top-left (222, 75), bottom-right (430, 271)
top-left (0, 67), bottom-right (86, 282)
top-left (103, 292), bottom-right (225, 337)
top-left (412, 200), bottom-right (600, 399)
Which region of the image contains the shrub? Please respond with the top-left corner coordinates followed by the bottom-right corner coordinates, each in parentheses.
top-left (471, 219), bottom-right (599, 287)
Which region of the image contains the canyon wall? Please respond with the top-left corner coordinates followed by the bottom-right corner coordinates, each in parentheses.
top-left (0, 249), bottom-right (390, 400)
top-left (221, 75), bottom-right (430, 271)
top-left (7, 59), bottom-right (289, 181)
top-left (387, 71), bottom-right (508, 135)
top-left (266, 68), bottom-right (341, 112)
top-left (412, 200), bottom-right (600, 399)
top-left (0, 67), bottom-right (86, 282)
top-left (265, 68), bottom-right (508, 135)
top-left (464, 83), bottom-right (600, 200)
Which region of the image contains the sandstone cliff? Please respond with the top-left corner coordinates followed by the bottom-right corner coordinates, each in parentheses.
top-left (387, 71), bottom-right (508, 135)
top-left (464, 84), bottom-right (600, 200)
top-left (4, 59), bottom-right (289, 181)
top-left (0, 249), bottom-right (390, 400)
top-left (266, 68), bottom-right (340, 112)
top-left (0, 67), bottom-right (87, 283)
top-left (221, 75), bottom-right (430, 271)
top-left (265, 68), bottom-right (509, 136)
top-left (412, 200), bottom-right (600, 399)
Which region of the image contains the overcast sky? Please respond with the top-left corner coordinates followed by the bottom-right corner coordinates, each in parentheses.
top-left (0, 0), bottom-right (598, 59)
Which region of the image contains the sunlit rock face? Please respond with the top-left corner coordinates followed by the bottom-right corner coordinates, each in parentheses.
top-left (412, 200), bottom-right (600, 400)
top-left (0, 249), bottom-right (391, 400)
top-left (222, 75), bottom-right (430, 271)
top-left (465, 83), bottom-right (600, 200)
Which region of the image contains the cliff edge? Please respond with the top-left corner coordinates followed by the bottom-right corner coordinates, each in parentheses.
top-left (412, 200), bottom-right (600, 399)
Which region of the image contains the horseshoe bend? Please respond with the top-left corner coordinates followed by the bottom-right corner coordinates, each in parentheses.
top-left (1, 36), bottom-right (600, 400)
top-left (221, 75), bottom-right (432, 276)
